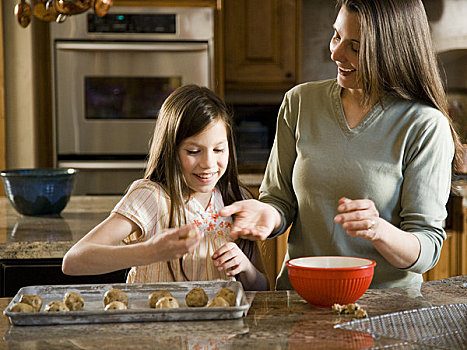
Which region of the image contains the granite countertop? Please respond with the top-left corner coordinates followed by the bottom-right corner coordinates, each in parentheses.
top-left (0, 179), bottom-right (261, 260)
top-left (0, 276), bottom-right (466, 349)
top-left (0, 196), bottom-right (121, 260)
top-left (0, 177), bottom-right (464, 261)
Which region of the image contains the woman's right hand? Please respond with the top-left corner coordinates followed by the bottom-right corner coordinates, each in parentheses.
top-left (219, 199), bottom-right (282, 241)
top-left (143, 224), bottom-right (203, 262)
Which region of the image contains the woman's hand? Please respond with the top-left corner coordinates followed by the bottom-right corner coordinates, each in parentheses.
top-left (142, 224), bottom-right (204, 262)
top-left (333, 197), bottom-right (422, 269)
top-left (334, 197), bottom-right (380, 241)
top-left (219, 199), bottom-right (282, 241)
top-left (212, 242), bottom-right (252, 277)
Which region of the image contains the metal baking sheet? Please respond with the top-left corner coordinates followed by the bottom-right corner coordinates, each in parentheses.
top-left (4, 280), bottom-right (250, 326)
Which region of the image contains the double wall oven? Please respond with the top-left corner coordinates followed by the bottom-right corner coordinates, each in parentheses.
top-left (50, 6), bottom-right (214, 194)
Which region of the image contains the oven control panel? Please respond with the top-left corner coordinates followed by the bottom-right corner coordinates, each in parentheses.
top-left (87, 13), bottom-right (176, 34)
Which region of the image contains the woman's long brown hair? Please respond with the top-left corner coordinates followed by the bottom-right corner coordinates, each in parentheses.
top-left (336, 0), bottom-right (462, 174)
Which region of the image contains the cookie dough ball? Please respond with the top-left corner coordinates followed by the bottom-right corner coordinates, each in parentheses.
top-left (103, 289), bottom-right (128, 307)
top-left (185, 288), bottom-right (208, 307)
top-left (45, 301), bottom-right (69, 312)
top-left (10, 302), bottom-right (34, 313)
top-left (343, 303), bottom-right (360, 314)
top-left (355, 308), bottom-right (368, 319)
top-left (104, 301), bottom-right (127, 310)
top-left (215, 288), bottom-right (236, 306)
top-left (148, 290), bottom-right (173, 308)
top-left (332, 303), bottom-right (345, 314)
top-left (207, 296), bottom-right (230, 308)
top-left (19, 294), bottom-right (43, 312)
top-left (63, 291), bottom-right (84, 311)
top-left (155, 296), bottom-right (179, 309)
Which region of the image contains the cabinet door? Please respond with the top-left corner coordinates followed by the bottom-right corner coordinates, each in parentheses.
top-left (1, 259), bottom-right (128, 297)
top-left (247, 184), bottom-right (290, 289)
top-left (224, 0), bottom-right (300, 91)
top-left (423, 195), bottom-right (467, 281)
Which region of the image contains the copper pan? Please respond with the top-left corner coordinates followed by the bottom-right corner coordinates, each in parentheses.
top-left (54, 0), bottom-right (91, 15)
top-left (32, 0), bottom-right (58, 22)
top-left (14, 0), bottom-right (32, 28)
top-left (92, 0), bottom-right (113, 17)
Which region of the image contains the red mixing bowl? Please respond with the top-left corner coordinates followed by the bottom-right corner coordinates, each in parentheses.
top-left (287, 256), bottom-right (376, 308)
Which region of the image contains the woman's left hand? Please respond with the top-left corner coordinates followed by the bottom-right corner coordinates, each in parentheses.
top-left (334, 197), bottom-right (380, 241)
top-left (212, 242), bottom-right (252, 277)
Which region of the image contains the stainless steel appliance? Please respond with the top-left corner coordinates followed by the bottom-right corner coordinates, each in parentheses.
top-left (50, 6), bottom-right (214, 194)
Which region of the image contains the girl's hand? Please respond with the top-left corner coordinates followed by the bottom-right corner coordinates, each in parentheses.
top-left (334, 197), bottom-right (380, 241)
top-left (212, 242), bottom-right (253, 277)
top-left (219, 199), bottom-right (281, 241)
top-left (143, 224), bottom-right (203, 262)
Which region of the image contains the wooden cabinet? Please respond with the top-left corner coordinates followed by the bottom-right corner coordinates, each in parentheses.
top-left (224, 0), bottom-right (301, 91)
top-left (247, 184), bottom-right (288, 289)
top-left (424, 195), bottom-right (467, 281)
top-left (257, 230), bottom-right (288, 290)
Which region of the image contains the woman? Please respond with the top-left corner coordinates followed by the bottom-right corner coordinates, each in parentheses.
top-left (220, 0), bottom-right (462, 289)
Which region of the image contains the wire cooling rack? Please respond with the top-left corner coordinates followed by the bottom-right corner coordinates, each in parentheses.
top-left (335, 304), bottom-right (467, 349)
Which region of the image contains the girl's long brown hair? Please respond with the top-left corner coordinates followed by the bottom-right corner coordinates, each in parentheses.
top-left (336, 0), bottom-right (462, 173)
top-left (144, 84), bottom-right (249, 228)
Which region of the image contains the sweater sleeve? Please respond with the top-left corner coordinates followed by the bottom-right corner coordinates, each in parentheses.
top-left (259, 90), bottom-right (299, 235)
top-left (399, 112), bottom-right (454, 274)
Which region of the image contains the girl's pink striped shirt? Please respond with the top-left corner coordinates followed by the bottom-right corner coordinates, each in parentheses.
top-left (112, 179), bottom-right (235, 283)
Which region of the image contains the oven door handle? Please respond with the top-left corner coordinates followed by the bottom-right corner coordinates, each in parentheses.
top-left (56, 42), bottom-right (208, 52)
top-left (58, 161), bottom-right (147, 170)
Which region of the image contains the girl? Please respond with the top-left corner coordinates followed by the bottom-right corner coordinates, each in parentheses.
top-left (62, 85), bottom-right (269, 291)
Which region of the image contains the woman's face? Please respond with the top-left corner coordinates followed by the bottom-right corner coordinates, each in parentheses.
top-left (329, 6), bottom-right (361, 90)
top-left (178, 118), bottom-right (229, 207)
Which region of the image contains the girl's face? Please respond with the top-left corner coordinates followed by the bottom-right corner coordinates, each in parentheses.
top-left (330, 6), bottom-right (361, 90)
top-left (178, 118), bottom-right (229, 208)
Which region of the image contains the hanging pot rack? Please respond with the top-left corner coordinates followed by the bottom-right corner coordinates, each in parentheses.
top-left (14, 0), bottom-right (114, 28)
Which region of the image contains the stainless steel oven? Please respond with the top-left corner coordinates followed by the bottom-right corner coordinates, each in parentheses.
top-left (50, 6), bottom-right (214, 194)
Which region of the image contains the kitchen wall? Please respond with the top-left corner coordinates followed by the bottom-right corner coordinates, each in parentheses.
top-left (301, 0), bottom-right (467, 84)
top-left (2, 0), bottom-right (37, 169)
top-left (426, 0), bottom-right (467, 143)
top-left (300, 1), bottom-right (336, 83)
top-left (428, 0), bottom-right (467, 54)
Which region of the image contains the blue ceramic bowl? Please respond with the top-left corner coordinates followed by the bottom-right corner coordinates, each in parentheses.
top-left (0, 168), bottom-right (78, 216)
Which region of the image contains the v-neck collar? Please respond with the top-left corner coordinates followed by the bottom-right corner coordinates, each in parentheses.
top-left (331, 81), bottom-right (394, 137)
